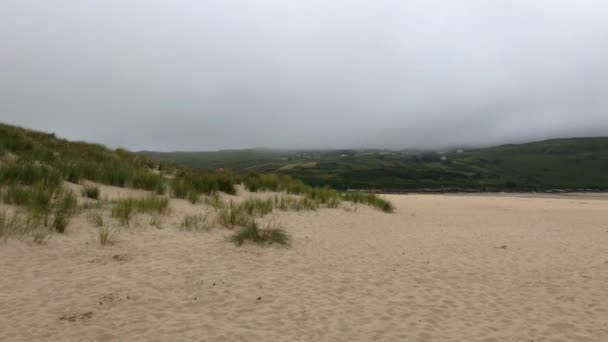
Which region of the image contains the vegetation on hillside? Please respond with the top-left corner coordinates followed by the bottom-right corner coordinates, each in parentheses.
top-left (0, 122), bottom-right (393, 244)
top-left (140, 138), bottom-right (608, 192)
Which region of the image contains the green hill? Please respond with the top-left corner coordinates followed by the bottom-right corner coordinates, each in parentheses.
top-left (139, 137), bottom-right (608, 192)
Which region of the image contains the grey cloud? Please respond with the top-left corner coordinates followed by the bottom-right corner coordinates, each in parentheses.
top-left (1, 0), bottom-right (607, 151)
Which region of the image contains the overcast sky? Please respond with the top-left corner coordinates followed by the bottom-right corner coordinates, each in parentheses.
top-left (1, 1), bottom-right (608, 151)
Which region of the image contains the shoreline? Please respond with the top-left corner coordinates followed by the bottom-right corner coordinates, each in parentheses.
top-left (385, 192), bottom-right (608, 200)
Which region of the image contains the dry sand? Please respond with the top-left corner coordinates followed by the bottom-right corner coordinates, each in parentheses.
top-left (1, 188), bottom-right (607, 341)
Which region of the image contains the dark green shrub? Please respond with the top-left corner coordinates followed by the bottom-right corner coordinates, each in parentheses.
top-left (81, 185), bottom-right (100, 199)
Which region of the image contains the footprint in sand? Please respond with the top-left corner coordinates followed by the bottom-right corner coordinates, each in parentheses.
top-left (112, 254), bottom-right (129, 263)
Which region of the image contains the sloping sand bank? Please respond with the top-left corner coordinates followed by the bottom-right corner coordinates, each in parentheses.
top-left (1, 194), bottom-right (607, 341)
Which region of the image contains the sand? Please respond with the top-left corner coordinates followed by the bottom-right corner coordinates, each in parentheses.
top-left (1, 189), bottom-right (607, 341)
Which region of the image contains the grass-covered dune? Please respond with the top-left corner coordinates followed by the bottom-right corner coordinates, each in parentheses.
top-left (0, 122), bottom-right (392, 244)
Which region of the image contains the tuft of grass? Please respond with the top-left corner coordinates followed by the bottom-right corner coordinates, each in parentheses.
top-left (240, 197), bottom-right (274, 217)
top-left (56, 189), bottom-right (79, 216)
top-left (180, 212), bottom-right (214, 232)
top-left (243, 173), bottom-right (394, 212)
top-left (87, 210), bottom-right (104, 227)
top-left (341, 192), bottom-right (394, 212)
top-left (230, 221), bottom-right (290, 247)
top-left (187, 191), bottom-right (200, 204)
top-left (275, 195), bottom-right (319, 211)
top-left (111, 198), bottom-right (135, 226)
top-left (154, 182), bottom-right (166, 195)
top-left (111, 195), bottom-right (170, 226)
top-left (217, 201), bottom-right (254, 228)
top-left (304, 187), bottom-right (342, 207)
top-left (50, 189), bottom-right (79, 233)
top-left (326, 196), bottom-right (341, 208)
top-left (0, 161), bottom-right (63, 190)
top-left (203, 192), bottom-right (225, 211)
top-left (52, 210), bottom-right (70, 233)
top-left (81, 185), bottom-right (100, 199)
top-left (170, 170), bottom-right (237, 198)
top-left (0, 211), bottom-right (40, 240)
top-left (170, 178), bottom-right (190, 199)
top-left (135, 194), bottom-right (170, 214)
top-left (28, 183), bottom-right (55, 219)
top-left (98, 226), bottom-right (115, 246)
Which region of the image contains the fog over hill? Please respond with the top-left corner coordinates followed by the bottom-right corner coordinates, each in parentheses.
top-left (2, 1), bottom-right (608, 150)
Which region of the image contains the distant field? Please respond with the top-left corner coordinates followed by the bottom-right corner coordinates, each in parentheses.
top-left (139, 137), bottom-right (608, 192)
top-left (278, 161), bottom-right (318, 171)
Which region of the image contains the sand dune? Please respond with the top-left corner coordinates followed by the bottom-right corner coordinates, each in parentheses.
top-left (1, 191), bottom-right (607, 341)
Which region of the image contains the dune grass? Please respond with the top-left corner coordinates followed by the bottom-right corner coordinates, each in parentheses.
top-left (244, 173), bottom-right (394, 212)
top-left (216, 197), bottom-right (282, 228)
top-left (203, 192), bottom-right (225, 211)
top-left (180, 212), bottom-right (214, 232)
top-left (2, 185), bottom-right (32, 205)
top-left (87, 210), bottom-right (104, 227)
top-left (274, 195), bottom-right (319, 211)
top-left (28, 184), bottom-right (55, 219)
top-left (1, 184), bottom-right (78, 233)
top-left (170, 170), bottom-right (238, 201)
top-left (98, 226), bottom-right (115, 246)
top-left (0, 123), bottom-right (240, 200)
top-left (217, 201), bottom-right (255, 228)
top-left (0, 211), bottom-right (40, 240)
top-left (186, 191), bottom-right (200, 204)
top-left (240, 198), bottom-right (275, 216)
top-left (55, 189), bottom-right (78, 215)
top-left (51, 190), bottom-right (78, 233)
top-left (110, 199), bottom-right (136, 226)
top-left (51, 210), bottom-right (69, 233)
top-left (110, 195), bottom-right (170, 226)
top-left (0, 123), bottom-right (393, 247)
top-left (341, 192), bottom-right (394, 212)
top-left (230, 221), bottom-right (289, 247)
top-left (135, 195), bottom-right (170, 214)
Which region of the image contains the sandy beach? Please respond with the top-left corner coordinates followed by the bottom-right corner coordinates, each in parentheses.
top-left (1, 190), bottom-right (607, 341)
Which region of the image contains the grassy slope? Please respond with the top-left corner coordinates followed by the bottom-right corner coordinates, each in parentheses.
top-left (140, 138), bottom-right (608, 191)
top-left (0, 122), bottom-right (392, 208)
top-left (0, 122), bottom-right (238, 196)
top-left (0, 123), bottom-right (393, 243)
